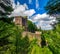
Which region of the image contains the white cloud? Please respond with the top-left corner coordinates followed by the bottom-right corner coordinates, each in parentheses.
top-left (35, 20), bottom-right (53, 30)
top-left (13, 5), bottom-right (26, 13)
top-left (10, 2), bottom-right (35, 17)
top-left (29, 0), bottom-right (32, 4)
top-left (30, 13), bottom-right (49, 22)
top-left (24, 3), bottom-right (28, 9)
top-left (11, 4), bottom-right (26, 17)
top-left (24, 9), bottom-right (35, 16)
top-left (11, 0), bottom-right (16, 9)
top-left (36, 0), bottom-right (39, 9)
top-left (10, 1), bottom-right (56, 30)
top-left (33, 13), bottom-right (49, 20)
top-left (30, 13), bottom-right (56, 22)
top-left (41, 25), bottom-right (53, 30)
top-left (28, 13), bottom-right (56, 30)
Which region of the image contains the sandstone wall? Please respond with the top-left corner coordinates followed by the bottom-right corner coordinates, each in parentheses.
top-left (22, 31), bottom-right (42, 46)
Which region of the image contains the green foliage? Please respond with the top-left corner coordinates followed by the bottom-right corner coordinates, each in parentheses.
top-left (43, 0), bottom-right (60, 54)
top-left (0, 20), bottom-right (30, 54)
top-left (0, 20), bottom-right (58, 54)
top-left (0, 17), bottom-right (14, 23)
top-left (1, 2), bottom-right (60, 53)
top-left (0, 21), bottom-right (14, 53)
top-left (27, 20), bottom-right (37, 33)
top-left (28, 39), bottom-right (52, 54)
top-left (45, 0), bottom-right (60, 15)
top-left (42, 23), bottom-right (60, 54)
top-left (18, 36), bottom-right (30, 54)
top-left (0, 2), bottom-right (13, 20)
top-left (0, 21), bottom-right (15, 46)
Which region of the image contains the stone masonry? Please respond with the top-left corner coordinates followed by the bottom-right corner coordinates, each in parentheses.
top-left (14, 16), bottom-right (42, 46)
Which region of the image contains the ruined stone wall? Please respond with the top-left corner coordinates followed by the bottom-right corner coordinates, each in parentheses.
top-left (22, 31), bottom-right (42, 46)
top-left (14, 16), bottom-right (42, 46)
top-left (15, 16), bottom-right (22, 26)
top-left (15, 16), bottom-right (27, 31)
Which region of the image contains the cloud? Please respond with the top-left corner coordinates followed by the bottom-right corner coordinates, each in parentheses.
top-left (11, 4), bottom-right (26, 16)
top-left (29, 0), bottom-right (32, 4)
top-left (29, 13), bottom-right (56, 30)
top-left (24, 3), bottom-right (28, 9)
top-left (30, 13), bottom-right (49, 22)
top-left (24, 9), bottom-right (35, 16)
top-left (14, 5), bottom-right (26, 13)
top-left (30, 13), bottom-right (56, 22)
top-left (10, 1), bottom-right (56, 30)
top-left (32, 13), bottom-right (49, 20)
top-left (11, 2), bottom-right (35, 17)
top-left (11, 0), bottom-right (16, 9)
top-left (41, 25), bottom-right (53, 30)
top-left (36, 20), bottom-right (53, 30)
top-left (36, 0), bottom-right (39, 9)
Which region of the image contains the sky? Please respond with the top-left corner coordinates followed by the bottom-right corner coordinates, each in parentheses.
top-left (14, 0), bottom-right (48, 14)
top-left (11, 0), bottom-right (56, 30)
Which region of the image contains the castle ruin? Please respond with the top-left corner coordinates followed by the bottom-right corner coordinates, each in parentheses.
top-left (14, 16), bottom-right (41, 46)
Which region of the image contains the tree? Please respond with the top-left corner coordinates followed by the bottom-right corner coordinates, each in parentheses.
top-left (18, 36), bottom-right (30, 54)
top-left (0, 21), bottom-right (15, 53)
top-left (0, 0), bottom-right (14, 53)
top-left (41, 23), bottom-right (60, 54)
top-left (28, 39), bottom-right (52, 54)
top-left (45, 0), bottom-right (60, 15)
top-left (0, 0), bottom-right (13, 20)
top-left (45, 0), bottom-right (60, 27)
top-left (27, 20), bottom-right (37, 33)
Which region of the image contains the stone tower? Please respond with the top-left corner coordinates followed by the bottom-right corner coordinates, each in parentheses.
top-left (15, 16), bottom-right (27, 30)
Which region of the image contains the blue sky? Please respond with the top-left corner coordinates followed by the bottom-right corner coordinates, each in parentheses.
top-left (11, 0), bottom-right (56, 30)
top-left (15, 0), bottom-right (49, 14)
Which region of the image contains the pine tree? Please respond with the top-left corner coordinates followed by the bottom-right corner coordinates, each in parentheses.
top-left (0, 0), bottom-right (13, 22)
top-left (0, 0), bottom-right (14, 53)
top-left (45, 0), bottom-right (60, 15)
top-left (45, 0), bottom-right (60, 27)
